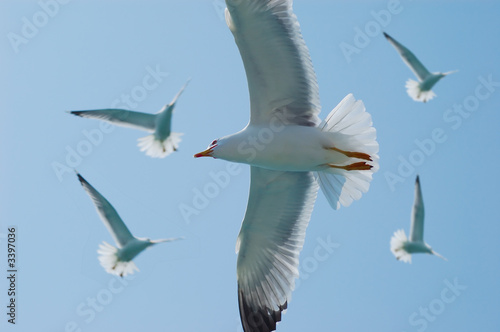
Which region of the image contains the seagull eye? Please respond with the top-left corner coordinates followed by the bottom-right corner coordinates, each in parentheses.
top-left (211, 140), bottom-right (217, 146)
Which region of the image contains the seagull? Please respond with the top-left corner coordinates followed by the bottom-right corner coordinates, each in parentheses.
top-left (383, 32), bottom-right (457, 102)
top-left (76, 172), bottom-right (183, 276)
top-left (195, 1), bottom-right (379, 331)
top-left (68, 80), bottom-right (190, 158)
top-left (390, 176), bottom-right (446, 263)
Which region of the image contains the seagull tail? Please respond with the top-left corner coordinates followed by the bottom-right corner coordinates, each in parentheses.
top-left (137, 132), bottom-right (183, 158)
top-left (97, 242), bottom-right (139, 277)
top-left (316, 94), bottom-right (379, 209)
top-left (390, 229), bottom-right (412, 263)
top-left (405, 79), bottom-right (436, 102)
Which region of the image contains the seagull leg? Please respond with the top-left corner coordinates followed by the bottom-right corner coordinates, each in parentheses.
top-left (326, 147), bottom-right (372, 161)
top-left (328, 162), bottom-right (372, 171)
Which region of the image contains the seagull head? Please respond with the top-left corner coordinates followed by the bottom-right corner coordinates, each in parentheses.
top-left (194, 139), bottom-right (219, 158)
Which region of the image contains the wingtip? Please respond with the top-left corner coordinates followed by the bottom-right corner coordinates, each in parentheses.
top-left (383, 31), bottom-right (390, 39)
top-left (416, 175), bottom-right (420, 183)
top-left (68, 110), bottom-right (84, 117)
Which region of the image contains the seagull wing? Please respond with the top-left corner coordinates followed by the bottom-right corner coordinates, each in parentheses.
top-left (77, 173), bottom-right (134, 248)
top-left (225, 0), bottom-right (320, 127)
top-left (70, 109), bottom-right (156, 132)
top-left (383, 32), bottom-right (432, 81)
top-left (236, 167), bottom-right (319, 331)
top-left (409, 176), bottom-right (425, 243)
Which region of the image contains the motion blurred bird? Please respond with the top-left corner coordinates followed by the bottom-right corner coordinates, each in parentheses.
top-left (69, 80), bottom-right (190, 158)
top-left (390, 176), bottom-right (446, 263)
top-left (195, 1), bottom-right (378, 331)
top-left (76, 172), bottom-right (183, 276)
top-left (383, 32), bottom-right (456, 102)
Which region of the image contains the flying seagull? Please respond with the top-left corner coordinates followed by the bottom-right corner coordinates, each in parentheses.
top-left (195, 1), bottom-right (379, 331)
top-left (383, 32), bottom-right (457, 102)
top-left (390, 176), bottom-right (446, 263)
top-left (69, 80), bottom-right (190, 158)
top-left (76, 172), bottom-right (183, 276)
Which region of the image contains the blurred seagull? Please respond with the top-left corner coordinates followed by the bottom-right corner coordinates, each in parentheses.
top-left (76, 172), bottom-right (183, 276)
top-left (195, 1), bottom-right (378, 331)
top-left (383, 32), bottom-right (457, 102)
top-left (390, 176), bottom-right (446, 263)
top-left (69, 80), bottom-right (190, 158)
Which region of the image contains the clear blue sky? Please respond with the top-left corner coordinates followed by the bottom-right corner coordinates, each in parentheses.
top-left (1, 1), bottom-right (499, 331)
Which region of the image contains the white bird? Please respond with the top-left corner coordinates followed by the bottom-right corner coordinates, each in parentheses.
top-left (390, 176), bottom-right (446, 263)
top-left (383, 32), bottom-right (457, 102)
top-left (195, 1), bottom-right (379, 331)
top-left (69, 80), bottom-right (190, 158)
top-left (76, 172), bottom-right (183, 276)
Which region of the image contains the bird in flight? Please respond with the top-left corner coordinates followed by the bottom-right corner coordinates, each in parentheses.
top-left (383, 32), bottom-right (457, 102)
top-left (195, 1), bottom-right (379, 330)
top-left (69, 80), bottom-right (190, 158)
top-left (390, 176), bottom-right (446, 263)
top-left (76, 172), bottom-right (183, 276)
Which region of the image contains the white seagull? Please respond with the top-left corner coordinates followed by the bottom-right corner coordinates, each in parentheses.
top-left (195, 1), bottom-right (379, 331)
top-left (69, 80), bottom-right (190, 158)
top-left (76, 172), bottom-right (183, 276)
top-left (390, 176), bottom-right (446, 263)
top-left (383, 32), bottom-right (457, 102)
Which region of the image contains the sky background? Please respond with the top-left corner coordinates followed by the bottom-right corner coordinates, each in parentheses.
top-left (1, 0), bottom-right (500, 331)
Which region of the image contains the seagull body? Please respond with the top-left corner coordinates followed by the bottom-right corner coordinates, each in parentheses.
top-left (390, 176), bottom-right (446, 263)
top-left (383, 32), bottom-right (456, 102)
top-left (195, 1), bottom-right (378, 330)
top-left (76, 172), bottom-right (182, 276)
top-left (69, 80), bottom-right (189, 158)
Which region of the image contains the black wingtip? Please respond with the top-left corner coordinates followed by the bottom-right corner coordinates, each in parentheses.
top-left (238, 286), bottom-right (284, 332)
top-left (76, 172), bottom-right (87, 186)
top-left (416, 175), bottom-right (420, 184)
top-left (383, 31), bottom-right (390, 39)
top-left (68, 110), bottom-right (84, 117)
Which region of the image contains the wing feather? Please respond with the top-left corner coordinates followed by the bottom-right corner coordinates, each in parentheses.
top-left (236, 167), bottom-right (318, 331)
top-left (225, 0), bottom-right (320, 127)
top-left (384, 32), bottom-right (431, 81)
top-left (70, 109), bottom-right (156, 132)
top-left (409, 176), bottom-right (425, 242)
top-left (77, 173), bottom-right (135, 247)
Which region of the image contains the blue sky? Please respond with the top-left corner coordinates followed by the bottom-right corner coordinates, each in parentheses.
top-left (1, 1), bottom-right (500, 331)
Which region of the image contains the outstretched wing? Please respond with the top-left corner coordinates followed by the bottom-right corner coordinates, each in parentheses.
top-left (69, 109), bottom-right (156, 132)
top-left (409, 175), bottom-right (425, 242)
top-left (225, 0), bottom-right (320, 127)
top-left (384, 32), bottom-right (432, 81)
top-left (77, 173), bottom-right (135, 248)
top-left (236, 167), bottom-right (318, 331)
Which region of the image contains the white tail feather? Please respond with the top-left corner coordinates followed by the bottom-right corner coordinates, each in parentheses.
top-left (316, 94), bottom-right (379, 209)
top-left (390, 229), bottom-right (412, 263)
top-left (406, 79), bottom-right (436, 102)
top-left (97, 242), bottom-right (139, 277)
top-left (137, 132), bottom-right (183, 158)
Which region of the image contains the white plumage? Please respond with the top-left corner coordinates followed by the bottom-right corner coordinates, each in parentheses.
top-left (69, 80), bottom-right (189, 158)
top-left (390, 176), bottom-right (447, 263)
top-left (195, 1), bottom-right (378, 331)
top-left (383, 32), bottom-right (456, 102)
top-left (76, 172), bottom-right (183, 276)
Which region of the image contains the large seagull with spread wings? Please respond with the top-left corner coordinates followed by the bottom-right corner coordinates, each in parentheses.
top-left (195, 1), bottom-right (379, 331)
